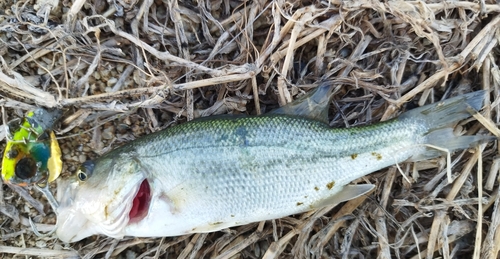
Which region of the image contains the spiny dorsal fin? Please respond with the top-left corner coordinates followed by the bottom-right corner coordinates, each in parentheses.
top-left (270, 82), bottom-right (334, 123)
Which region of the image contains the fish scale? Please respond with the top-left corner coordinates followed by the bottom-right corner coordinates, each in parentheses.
top-left (118, 116), bottom-right (421, 226)
top-left (131, 115), bottom-right (418, 157)
top-left (55, 91), bottom-right (493, 242)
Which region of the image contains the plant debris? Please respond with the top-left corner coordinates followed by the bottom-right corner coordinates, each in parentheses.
top-left (1, 0), bottom-right (500, 258)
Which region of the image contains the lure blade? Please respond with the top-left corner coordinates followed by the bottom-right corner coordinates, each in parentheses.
top-left (47, 131), bottom-right (62, 183)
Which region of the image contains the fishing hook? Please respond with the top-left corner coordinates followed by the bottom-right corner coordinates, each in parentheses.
top-left (30, 183), bottom-right (59, 237)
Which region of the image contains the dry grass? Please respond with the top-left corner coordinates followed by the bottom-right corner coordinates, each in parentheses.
top-left (1, 0), bottom-right (500, 258)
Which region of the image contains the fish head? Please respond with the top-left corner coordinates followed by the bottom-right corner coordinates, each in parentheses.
top-left (56, 155), bottom-right (151, 243)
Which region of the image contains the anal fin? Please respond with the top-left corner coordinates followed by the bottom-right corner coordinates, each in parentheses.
top-left (311, 184), bottom-right (375, 209)
top-left (190, 221), bottom-right (235, 233)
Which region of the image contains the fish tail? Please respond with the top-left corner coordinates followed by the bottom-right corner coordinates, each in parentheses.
top-left (400, 91), bottom-right (494, 161)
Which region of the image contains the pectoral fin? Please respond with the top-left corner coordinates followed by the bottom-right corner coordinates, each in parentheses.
top-left (160, 182), bottom-right (191, 214)
top-left (312, 184), bottom-right (375, 208)
top-left (190, 221), bottom-right (235, 233)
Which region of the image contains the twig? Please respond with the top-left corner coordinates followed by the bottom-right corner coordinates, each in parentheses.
top-left (473, 144), bottom-right (485, 259)
top-left (0, 246), bottom-right (79, 258)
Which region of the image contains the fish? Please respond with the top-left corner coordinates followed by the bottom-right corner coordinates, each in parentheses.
top-left (55, 87), bottom-right (493, 243)
top-left (2, 109), bottom-right (62, 186)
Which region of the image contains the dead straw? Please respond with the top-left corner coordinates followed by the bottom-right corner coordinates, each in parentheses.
top-left (0, 0), bottom-right (499, 258)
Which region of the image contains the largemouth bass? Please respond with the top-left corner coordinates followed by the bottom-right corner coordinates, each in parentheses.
top-left (55, 90), bottom-right (492, 243)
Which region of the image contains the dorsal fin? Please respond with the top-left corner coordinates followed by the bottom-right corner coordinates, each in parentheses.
top-left (270, 82), bottom-right (334, 123)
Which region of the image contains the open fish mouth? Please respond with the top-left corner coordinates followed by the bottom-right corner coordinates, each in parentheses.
top-left (55, 176), bottom-right (151, 242)
top-left (128, 179), bottom-right (151, 224)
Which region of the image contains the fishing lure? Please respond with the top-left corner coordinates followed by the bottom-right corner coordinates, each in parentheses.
top-left (2, 109), bottom-right (63, 186)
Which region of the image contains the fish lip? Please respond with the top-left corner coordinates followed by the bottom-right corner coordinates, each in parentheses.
top-left (55, 158), bottom-right (150, 242)
top-left (54, 179), bottom-right (90, 243)
top-left (127, 178), bottom-right (151, 225)
top-left (55, 177), bottom-right (146, 242)
top-left (55, 178), bottom-right (74, 209)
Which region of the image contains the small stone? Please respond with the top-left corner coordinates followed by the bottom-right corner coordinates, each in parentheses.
top-left (102, 127), bottom-right (115, 140)
top-left (35, 240), bottom-right (47, 248)
top-left (79, 154), bottom-right (87, 163)
top-left (88, 75), bottom-right (96, 84)
top-left (107, 77), bottom-right (118, 87)
top-left (116, 63), bottom-right (125, 72)
top-left (100, 69), bottom-right (110, 80)
top-left (126, 250), bottom-right (136, 259)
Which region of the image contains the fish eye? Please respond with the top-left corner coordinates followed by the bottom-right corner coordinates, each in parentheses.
top-left (77, 160), bottom-right (95, 182)
top-left (6, 118), bottom-right (21, 137)
top-left (6, 146), bottom-right (19, 159)
top-left (26, 117), bottom-right (39, 128)
top-left (77, 171), bottom-right (87, 181)
top-left (37, 131), bottom-right (50, 141)
top-left (15, 157), bottom-right (38, 180)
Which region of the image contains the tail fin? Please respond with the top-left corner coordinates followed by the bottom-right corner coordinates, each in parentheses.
top-left (401, 91), bottom-right (494, 161)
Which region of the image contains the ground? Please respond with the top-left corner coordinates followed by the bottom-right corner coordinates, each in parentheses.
top-left (1, 0), bottom-right (500, 258)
